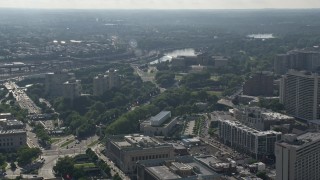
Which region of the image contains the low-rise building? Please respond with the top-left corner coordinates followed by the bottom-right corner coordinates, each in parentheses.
top-left (0, 113), bottom-right (13, 119)
top-left (0, 119), bottom-right (25, 130)
top-left (137, 156), bottom-right (222, 180)
top-left (105, 134), bottom-right (175, 178)
top-left (0, 130), bottom-right (27, 150)
top-left (140, 111), bottom-right (177, 136)
top-left (218, 120), bottom-right (281, 159)
top-left (233, 106), bottom-right (295, 130)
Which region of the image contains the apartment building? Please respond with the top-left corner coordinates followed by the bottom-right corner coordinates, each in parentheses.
top-left (280, 70), bottom-right (320, 121)
top-left (243, 71), bottom-right (274, 96)
top-left (62, 79), bottom-right (81, 100)
top-left (93, 69), bottom-right (120, 96)
top-left (274, 49), bottom-right (320, 75)
top-left (233, 106), bottom-right (295, 130)
top-left (45, 71), bottom-right (74, 97)
top-left (275, 133), bottom-right (320, 180)
top-left (218, 120), bottom-right (281, 159)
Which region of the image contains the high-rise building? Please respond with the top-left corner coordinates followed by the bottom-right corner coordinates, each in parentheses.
top-left (108, 69), bottom-right (120, 89)
top-left (218, 120), bottom-right (281, 159)
top-left (93, 69), bottom-right (120, 96)
top-left (274, 50), bottom-right (320, 75)
top-left (275, 133), bottom-right (320, 180)
top-left (62, 79), bottom-right (81, 100)
top-left (243, 71), bottom-right (274, 96)
top-left (45, 71), bottom-right (74, 97)
top-left (280, 70), bottom-right (320, 121)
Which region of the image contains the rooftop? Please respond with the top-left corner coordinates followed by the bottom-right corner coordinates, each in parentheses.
top-left (138, 156), bottom-right (222, 179)
top-left (278, 132), bottom-right (320, 148)
top-left (235, 106), bottom-right (294, 121)
top-left (146, 166), bottom-right (181, 180)
top-left (221, 120), bottom-right (281, 136)
top-left (0, 130), bottom-right (26, 135)
top-left (109, 134), bottom-right (172, 150)
top-left (151, 111), bottom-right (171, 121)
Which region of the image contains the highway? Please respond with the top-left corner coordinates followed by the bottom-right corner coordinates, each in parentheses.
top-left (4, 81), bottom-right (42, 114)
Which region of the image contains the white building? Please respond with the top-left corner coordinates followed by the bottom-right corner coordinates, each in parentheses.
top-left (140, 117), bottom-right (178, 137)
top-left (233, 106), bottom-right (295, 130)
top-left (275, 133), bottom-right (320, 180)
top-left (140, 111), bottom-right (175, 137)
top-left (218, 120), bottom-right (281, 159)
top-left (150, 111), bottom-right (171, 126)
top-left (280, 70), bottom-right (320, 121)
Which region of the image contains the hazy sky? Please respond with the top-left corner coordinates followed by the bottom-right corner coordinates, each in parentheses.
top-left (0, 0), bottom-right (319, 9)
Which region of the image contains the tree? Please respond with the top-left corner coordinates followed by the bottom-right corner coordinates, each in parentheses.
top-left (17, 147), bottom-right (41, 166)
top-left (256, 171), bottom-right (267, 180)
top-left (155, 71), bottom-right (175, 88)
top-left (53, 156), bottom-right (75, 177)
top-left (10, 162), bottom-right (17, 170)
top-left (113, 173), bottom-right (122, 180)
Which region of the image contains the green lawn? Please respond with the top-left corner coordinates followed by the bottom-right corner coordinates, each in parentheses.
top-left (175, 74), bottom-right (183, 81)
top-left (88, 140), bottom-right (99, 148)
top-left (74, 163), bottom-right (96, 169)
top-left (50, 138), bottom-right (60, 144)
top-left (210, 75), bottom-right (220, 81)
top-left (207, 91), bottom-right (223, 97)
top-left (60, 139), bottom-right (75, 148)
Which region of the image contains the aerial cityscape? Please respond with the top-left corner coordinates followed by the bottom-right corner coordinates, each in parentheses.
top-left (0, 1), bottom-right (320, 180)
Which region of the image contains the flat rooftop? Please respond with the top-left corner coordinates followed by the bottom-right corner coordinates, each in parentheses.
top-left (278, 132), bottom-right (320, 148)
top-left (110, 134), bottom-right (172, 150)
top-left (235, 106), bottom-right (294, 121)
top-left (0, 130), bottom-right (26, 135)
top-left (221, 120), bottom-right (281, 136)
top-left (195, 155), bottom-right (222, 165)
top-left (297, 132), bottom-right (320, 143)
top-left (146, 166), bottom-right (181, 180)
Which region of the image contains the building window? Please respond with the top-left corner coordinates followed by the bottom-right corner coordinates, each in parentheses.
top-left (132, 157), bottom-right (134, 161)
